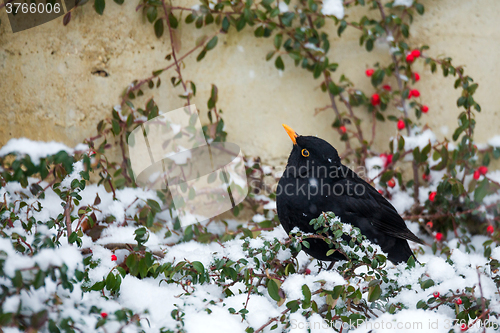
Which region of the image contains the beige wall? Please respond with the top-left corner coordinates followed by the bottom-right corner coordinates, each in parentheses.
top-left (1, 0), bottom-right (499, 166)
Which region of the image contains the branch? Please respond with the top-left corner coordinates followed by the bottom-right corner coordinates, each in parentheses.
top-left (65, 196), bottom-right (72, 242)
top-left (161, 0), bottom-right (191, 106)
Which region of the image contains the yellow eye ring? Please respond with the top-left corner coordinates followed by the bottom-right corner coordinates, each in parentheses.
top-left (301, 149), bottom-right (309, 157)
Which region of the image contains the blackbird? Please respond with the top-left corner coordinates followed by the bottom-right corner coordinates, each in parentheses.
top-left (276, 124), bottom-right (423, 264)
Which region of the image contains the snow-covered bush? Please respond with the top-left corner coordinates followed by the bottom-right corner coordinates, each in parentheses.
top-left (2, 0), bottom-right (500, 332)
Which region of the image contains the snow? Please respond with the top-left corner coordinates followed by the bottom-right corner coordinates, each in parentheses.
top-left (281, 271), bottom-right (345, 300)
top-left (389, 190), bottom-right (414, 214)
top-left (278, 0), bottom-right (289, 13)
top-left (304, 43), bottom-right (325, 53)
top-left (0, 238), bottom-right (82, 277)
top-left (0, 138), bottom-right (74, 164)
top-left (365, 156), bottom-right (384, 180)
top-left (396, 128), bottom-right (437, 153)
top-left (488, 135), bottom-right (500, 147)
top-left (252, 213), bottom-right (266, 222)
top-left (393, 0), bottom-right (414, 7)
top-left (351, 309), bottom-right (450, 332)
top-left (2, 134), bottom-right (500, 333)
top-left (321, 0), bottom-right (344, 19)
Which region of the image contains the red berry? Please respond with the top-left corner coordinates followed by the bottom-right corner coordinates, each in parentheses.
top-left (397, 120), bottom-right (405, 130)
top-left (413, 72), bottom-right (420, 81)
top-left (422, 173), bottom-right (429, 181)
top-left (421, 105), bottom-right (429, 113)
top-left (381, 153), bottom-right (393, 168)
top-left (101, 312), bottom-right (108, 318)
top-left (386, 154), bottom-right (393, 166)
top-left (410, 89), bottom-right (420, 97)
top-left (407, 90), bottom-right (413, 98)
top-left (429, 191), bottom-right (437, 202)
top-left (111, 254), bottom-right (117, 261)
top-left (305, 268), bottom-right (311, 275)
top-left (455, 298), bottom-right (463, 305)
top-left (478, 166), bottom-right (488, 175)
top-left (411, 49), bottom-right (421, 58)
top-left (371, 93), bottom-right (381, 106)
top-left (426, 221), bottom-right (433, 228)
top-left (435, 232), bottom-right (443, 241)
top-left (433, 291), bottom-right (440, 298)
top-left (366, 69), bottom-right (375, 77)
top-left (382, 84), bottom-right (392, 91)
top-left (406, 54), bottom-right (414, 63)
top-left (473, 170), bottom-right (480, 180)
top-left (460, 323), bottom-right (468, 331)
top-left (378, 189), bottom-right (384, 195)
top-left (339, 125), bottom-right (347, 134)
top-left (487, 225), bottom-right (494, 234)
top-left (387, 179), bottom-right (396, 188)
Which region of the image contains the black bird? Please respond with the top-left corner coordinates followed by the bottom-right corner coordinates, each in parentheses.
top-left (276, 124), bottom-right (423, 264)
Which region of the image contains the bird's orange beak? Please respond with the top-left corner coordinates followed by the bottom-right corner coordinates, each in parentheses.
top-left (282, 124), bottom-right (298, 145)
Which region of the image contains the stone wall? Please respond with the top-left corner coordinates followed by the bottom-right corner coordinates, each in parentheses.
top-left (1, 0), bottom-right (499, 166)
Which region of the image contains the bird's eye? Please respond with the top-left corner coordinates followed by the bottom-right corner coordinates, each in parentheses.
top-left (301, 149), bottom-right (309, 157)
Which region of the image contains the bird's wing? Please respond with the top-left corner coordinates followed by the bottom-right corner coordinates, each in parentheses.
top-left (339, 166), bottom-right (424, 244)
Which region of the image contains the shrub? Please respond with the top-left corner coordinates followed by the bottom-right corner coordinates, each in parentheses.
top-left (1, 0), bottom-right (500, 332)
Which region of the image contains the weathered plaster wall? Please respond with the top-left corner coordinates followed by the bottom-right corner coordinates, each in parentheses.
top-left (1, 0), bottom-right (499, 166)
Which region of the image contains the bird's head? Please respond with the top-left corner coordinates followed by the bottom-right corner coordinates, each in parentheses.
top-left (282, 124), bottom-right (341, 177)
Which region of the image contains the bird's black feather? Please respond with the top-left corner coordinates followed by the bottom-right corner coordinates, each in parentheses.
top-left (276, 134), bottom-right (422, 264)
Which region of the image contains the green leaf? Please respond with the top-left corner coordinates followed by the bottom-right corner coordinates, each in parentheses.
top-left (126, 254), bottom-right (137, 270)
top-left (431, 147), bottom-right (448, 171)
top-left (368, 284), bottom-right (381, 302)
top-left (275, 56), bottom-right (284, 70)
top-left (206, 36), bottom-right (218, 51)
top-left (286, 300), bottom-right (300, 312)
top-left (328, 81), bottom-right (342, 96)
top-left (365, 38), bottom-right (374, 51)
top-left (401, 24), bottom-right (409, 38)
top-left (146, 6), bottom-right (157, 23)
top-left (407, 255), bottom-right (415, 268)
top-left (371, 69), bottom-right (385, 87)
top-left (420, 279), bottom-right (435, 290)
top-left (192, 261), bottom-right (204, 274)
top-left (185, 13), bottom-right (195, 24)
top-left (154, 19), bottom-right (164, 38)
top-left (267, 279), bottom-right (281, 302)
top-left (196, 50), bottom-right (206, 62)
top-left (301, 284), bottom-right (311, 306)
top-left (274, 33), bottom-right (282, 50)
top-left (105, 272), bottom-right (116, 290)
top-left (90, 280), bottom-right (105, 291)
top-left (34, 270), bottom-right (45, 289)
top-left (474, 178), bottom-right (489, 202)
top-left (111, 119), bottom-right (120, 135)
top-left (266, 50), bottom-right (275, 61)
top-left (94, 0), bottom-right (105, 15)
top-left (326, 249), bottom-right (336, 257)
top-left (138, 258), bottom-right (148, 278)
top-left (415, 3), bottom-right (424, 15)
top-left (68, 232), bottom-right (78, 244)
top-left (147, 199), bottom-right (161, 213)
top-left (168, 12), bottom-right (178, 29)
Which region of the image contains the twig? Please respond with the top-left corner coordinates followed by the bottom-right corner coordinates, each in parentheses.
top-left (254, 308), bottom-right (290, 333)
top-left (65, 196), bottom-right (72, 242)
top-left (161, 0), bottom-right (191, 106)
